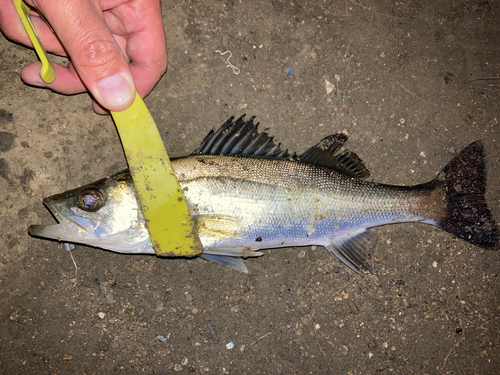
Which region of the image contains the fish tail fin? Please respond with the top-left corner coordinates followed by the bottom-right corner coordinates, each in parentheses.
top-left (435, 141), bottom-right (499, 249)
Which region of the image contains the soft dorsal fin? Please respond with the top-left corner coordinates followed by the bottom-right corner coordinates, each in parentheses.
top-left (193, 115), bottom-right (291, 158)
top-left (298, 134), bottom-right (370, 178)
top-left (194, 115), bottom-right (369, 178)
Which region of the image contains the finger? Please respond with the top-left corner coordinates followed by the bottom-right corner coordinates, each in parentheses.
top-left (32, 0), bottom-right (136, 111)
top-left (0, 3), bottom-right (67, 56)
top-left (0, 1), bottom-right (31, 42)
top-left (27, 12), bottom-right (68, 56)
top-left (92, 100), bottom-right (110, 115)
top-left (23, 62), bottom-right (111, 115)
top-left (21, 61), bottom-right (87, 95)
top-left (104, 0), bottom-right (167, 97)
top-left (128, 29), bottom-right (167, 98)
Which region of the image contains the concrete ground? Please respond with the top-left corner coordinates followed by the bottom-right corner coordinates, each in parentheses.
top-left (1, 0), bottom-right (499, 373)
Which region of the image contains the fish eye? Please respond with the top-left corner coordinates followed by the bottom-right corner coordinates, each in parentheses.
top-left (77, 188), bottom-right (104, 211)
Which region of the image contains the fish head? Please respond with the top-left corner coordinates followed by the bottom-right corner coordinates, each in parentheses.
top-left (29, 172), bottom-right (154, 254)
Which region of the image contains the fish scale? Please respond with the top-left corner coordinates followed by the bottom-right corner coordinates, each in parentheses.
top-left (174, 155), bottom-right (438, 250)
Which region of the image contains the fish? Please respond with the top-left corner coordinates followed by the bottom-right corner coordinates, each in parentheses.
top-left (29, 115), bottom-right (499, 273)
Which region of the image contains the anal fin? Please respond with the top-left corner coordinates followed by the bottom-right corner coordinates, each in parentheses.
top-left (199, 253), bottom-right (249, 273)
top-left (325, 229), bottom-right (375, 273)
top-left (199, 246), bottom-right (264, 273)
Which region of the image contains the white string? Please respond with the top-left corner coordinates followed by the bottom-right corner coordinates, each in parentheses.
top-left (215, 50), bottom-right (240, 75)
top-left (61, 242), bottom-right (78, 279)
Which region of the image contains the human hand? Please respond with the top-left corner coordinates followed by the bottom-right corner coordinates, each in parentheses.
top-left (0, 0), bottom-right (167, 113)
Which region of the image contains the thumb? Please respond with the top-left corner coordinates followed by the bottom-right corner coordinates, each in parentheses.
top-left (34, 0), bottom-right (135, 111)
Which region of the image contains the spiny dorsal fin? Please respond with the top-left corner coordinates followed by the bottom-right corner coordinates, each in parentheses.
top-left (193, 115), bottom-right (291, 158)
top-left (194, 116), bottom-right (368, 178)
top-left (298, 134), bottom-right (370, 178)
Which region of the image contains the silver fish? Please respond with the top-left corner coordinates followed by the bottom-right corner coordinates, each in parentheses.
top-left (29, 116), bottom-right (499, 273)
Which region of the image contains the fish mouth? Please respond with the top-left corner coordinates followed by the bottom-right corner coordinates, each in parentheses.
top-left (29, 198), bottom-right (90, 242)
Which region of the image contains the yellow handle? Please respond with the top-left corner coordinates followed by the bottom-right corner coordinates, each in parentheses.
top-left (13, 0), bottom-right (56, 83)
top-left (111, 93), bottom-right (204, 257)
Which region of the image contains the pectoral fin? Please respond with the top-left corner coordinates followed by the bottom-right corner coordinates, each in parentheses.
top-left (325, 229), bottom-right (375, 273)
top-left (195, 215), bottom-right (247, 240)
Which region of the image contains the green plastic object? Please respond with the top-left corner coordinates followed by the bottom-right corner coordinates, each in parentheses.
top-left (14, 0), bottom-right (204, 257)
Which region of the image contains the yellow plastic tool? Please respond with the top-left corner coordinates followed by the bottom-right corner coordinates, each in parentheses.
top-left (13, 0), bottom-right (55, 84)
top-left (14, 0), bottom-right (204, 257)
top-left (110, 95), bottom-right (203, 257)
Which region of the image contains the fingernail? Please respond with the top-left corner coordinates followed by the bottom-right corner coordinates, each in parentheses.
top-left (96, 73), bottom-right (134, 107)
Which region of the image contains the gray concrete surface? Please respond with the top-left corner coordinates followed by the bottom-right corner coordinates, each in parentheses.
top-left (1, 0), bottom-right (499, 373)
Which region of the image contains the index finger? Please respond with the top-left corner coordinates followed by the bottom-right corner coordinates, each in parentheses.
top-left (103, 0), bottom-right (167, 97)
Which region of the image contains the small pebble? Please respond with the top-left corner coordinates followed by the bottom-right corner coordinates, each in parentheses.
top-left (432, 261), bottom-right (438, 268)
top-left (156, 335), bottom-right (167, 342)
top-left (325, 80), bottom-right (334, 95)
top-left (97, 312), bottom-right (105, 319)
